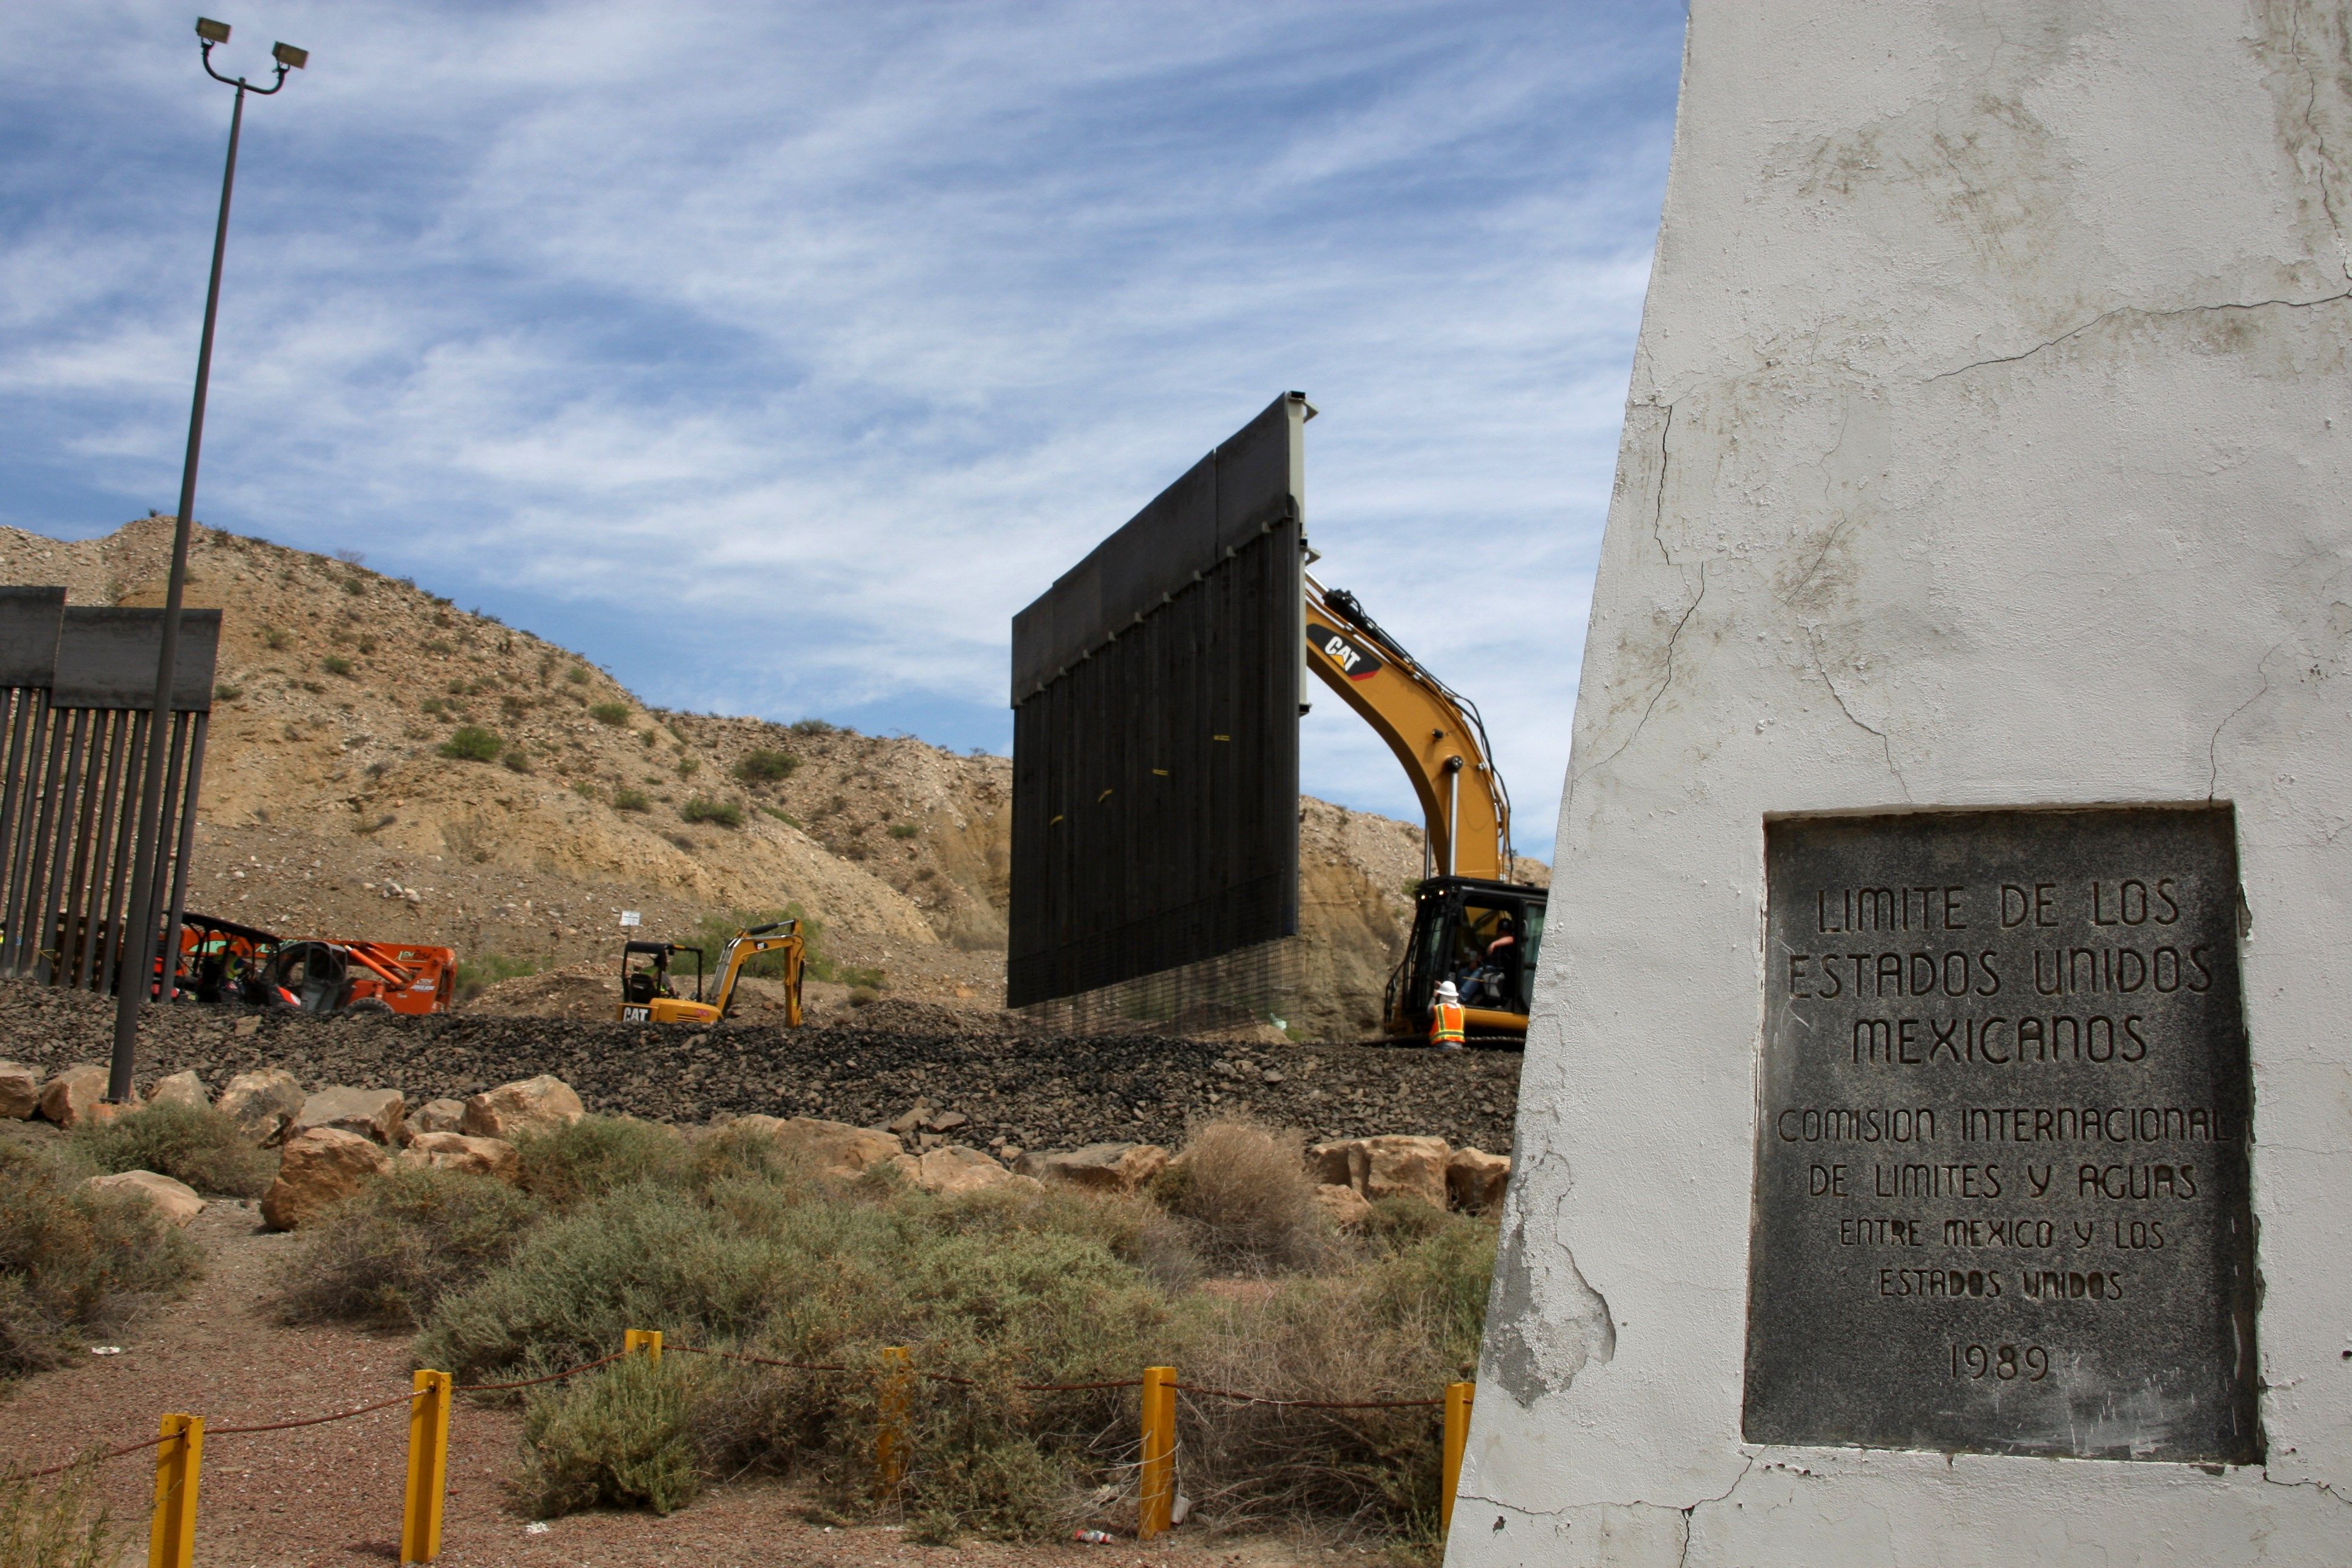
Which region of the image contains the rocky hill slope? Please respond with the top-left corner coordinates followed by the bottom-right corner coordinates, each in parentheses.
top-left (0, 518), bottom-right (1537, 1037)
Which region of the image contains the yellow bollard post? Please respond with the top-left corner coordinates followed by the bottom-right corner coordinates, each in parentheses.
top-left (1440, 1382), bottom-right (1475, 1535)
top-left (401, 1370), bottom-right (452, 1565)
top-left (874, 1346), bottom-right (912, 1501)
top-left (148, 1413), bottom-right (203, 1568)
top-left (624, 1328), bottom-right (664, 1365)
top-left (1138, 1366), bottom-right (1176, 1540)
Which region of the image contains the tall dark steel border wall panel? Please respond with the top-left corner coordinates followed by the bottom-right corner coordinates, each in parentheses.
top-left (1007, 393), bottom-right (1308, 1008)
top-left (0, 593), bottom-right (217, 995)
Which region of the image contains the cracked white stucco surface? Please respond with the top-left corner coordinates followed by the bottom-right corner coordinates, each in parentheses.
top-left (1448, 3), bottom-right (2352, 1564)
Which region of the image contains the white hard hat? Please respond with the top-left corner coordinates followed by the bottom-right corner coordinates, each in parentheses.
top-left (1434, 980), bottom-right (1459, 1001)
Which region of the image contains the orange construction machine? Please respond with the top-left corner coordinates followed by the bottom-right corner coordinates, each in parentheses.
top-left (174, 912), bottom-right (456, 1015)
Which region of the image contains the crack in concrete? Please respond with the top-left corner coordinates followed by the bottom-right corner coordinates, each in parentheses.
top-left (2258, 1468), bottom-right (2352, 1509)
top-left (2287, 2), bottom-right (2351, 278)
top-left (1804, 624), bottom-right (1909, 796)
top-left (1676, 1457), bottom-right (1759, 1568)
top-left (1583, 563), bottom-right (1706, 782)
top-left (1650, 400), bottom-right (1678, 565)
top-left (2206, 633), bottom-right (2295, 798)
top-left (1924, 290), bottom-right (2352, 384)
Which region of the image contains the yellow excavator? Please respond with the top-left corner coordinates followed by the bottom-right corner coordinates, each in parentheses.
top-left (1304, 572), bottom-right (1547, 1044)
top-left (615, 920), bottom-right (806, 1025)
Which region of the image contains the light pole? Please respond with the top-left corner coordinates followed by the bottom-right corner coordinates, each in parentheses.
top-left (107, 18), bottom-right (307, 1103)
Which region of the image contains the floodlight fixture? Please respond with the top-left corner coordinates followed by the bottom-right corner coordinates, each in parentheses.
top-left (272, 42), bottom-right (307, 69)
top-left (195, 17), bottom-right (229, 43)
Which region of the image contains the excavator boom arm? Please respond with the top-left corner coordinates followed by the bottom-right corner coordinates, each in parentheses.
top-left (1303, 574), bottom-right (1512, 882)
top-left (711, 933), bottom-right (806, 1025)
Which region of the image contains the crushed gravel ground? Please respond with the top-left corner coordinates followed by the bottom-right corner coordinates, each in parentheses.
top-left (2, 984), bottom-right (1525, 1155)
top-left (0, 1206), bottom-right (1405, 1568)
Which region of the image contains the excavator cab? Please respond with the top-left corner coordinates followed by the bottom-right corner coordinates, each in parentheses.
top-left (618, 941), bottom-right (704, 1021)
top-left (1386, 877), bottom-right (1549, 1042)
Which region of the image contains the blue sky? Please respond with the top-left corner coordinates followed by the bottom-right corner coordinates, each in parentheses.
top-left (0, 2), bottom-right (1684, 862)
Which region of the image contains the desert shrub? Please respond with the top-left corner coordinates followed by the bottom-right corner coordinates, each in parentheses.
top-left (887, 823), bottom-right (918, 840)
top-left (501, 753), bottom-right (535, 775)
top-left (273, 1166), bottom-right (543, 1328)
top-left (1158, 1119), bottom-right (1331, 1273)
top-left (675, 757), bottom-right (699, 777)
top-left (321, 655), bottom-right (354, 678)
top-left (0, 1453), bottom-right (117, 1568)
top-left (589, 702), bottom-right (630, 727)
top-left (439, 725), bottom-right (501, 762)
top-left (678, 797), bottom-right (742, 828)
top-left (456, 952), bottom-right (538, 1001)
top-left (519, 1353), bottom-right (701, 1517)
top-left (759, 806), bottom-right (801, 828)
top-left (846, 986), bottom-right (879, 1007)
top-left (566, 665), bottom-right (590, 684)
top-left (212, 682), bottom-right (241, 702)
top-left (732, 749), bottom-right (799, 784)
top-left (1171, 1213), bottom-right (1495, 1535)
top-left (262, 626), bottom-right (290, 650)
top-left (403, 1123), bottom-right (1492, 1545)
top-left (611, 788), bottom-right (649, 812)
top-left (71, 1102), bottom-right (273, 1198)
top-left (0, 1143), bottom-right (197, 1378)
top-left (511, 1117), bottom-right (691, 1212)
top-left (420, 1174), bottom-right (1177, 1538)
top-left (789, 718), bottom-right (835, 736)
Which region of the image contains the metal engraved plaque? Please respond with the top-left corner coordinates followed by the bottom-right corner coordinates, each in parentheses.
top-left (1744, 806), bottom-right (2258, 1463)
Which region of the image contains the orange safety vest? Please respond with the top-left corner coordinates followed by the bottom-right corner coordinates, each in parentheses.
top-left (1430, 1000), bottom-right (1466, 1047)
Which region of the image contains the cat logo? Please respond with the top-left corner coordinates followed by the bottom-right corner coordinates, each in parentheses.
top-left (622, 1005), bottom-right (650, 1022)
top-left (1306, 622), bottom-right (1383, 682)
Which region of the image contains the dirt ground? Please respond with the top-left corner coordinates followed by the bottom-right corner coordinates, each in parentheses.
top-left (0, 1206), bottom-right (1400, 1568)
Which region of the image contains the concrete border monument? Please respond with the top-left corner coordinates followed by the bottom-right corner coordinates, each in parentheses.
top-left (1452, 3), bottom-right (2352, 1563)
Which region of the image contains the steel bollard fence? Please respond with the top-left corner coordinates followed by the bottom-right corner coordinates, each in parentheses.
top-left (874, 1346), bottom-right (912, 1500)
top-left (401, 1370), bottom-right (452, 1564)
top-left (1138, 1365), bottom-right (1176, 1540)
top-left (624, 1328), bottom-right (664, 1365)
top-left (148, 1413), bottom-right (202, 1568)
top-left (1440, 1382), bottom-right (1474, 1534)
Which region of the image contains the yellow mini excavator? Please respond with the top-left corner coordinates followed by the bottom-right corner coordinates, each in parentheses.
top-left (616, 920), bottom-right (805, 1025)
top-left (1305, 572), bottom-right (1548, 1044)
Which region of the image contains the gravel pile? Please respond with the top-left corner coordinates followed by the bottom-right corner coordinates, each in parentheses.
top-left (2, 984), bottom-right (1523, 1154)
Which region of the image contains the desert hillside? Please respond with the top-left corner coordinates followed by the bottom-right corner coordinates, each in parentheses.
top-left (0, 517), bottom-right (1535, 1036)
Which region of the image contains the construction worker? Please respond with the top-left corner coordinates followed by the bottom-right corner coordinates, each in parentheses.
top-left (1429, 979), bottom-right (1466, 1050)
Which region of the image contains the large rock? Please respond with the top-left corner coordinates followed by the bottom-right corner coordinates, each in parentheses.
top-left (462, 1076), bottom-right (584, 1141)
top-left (1446, 1147), bottom-right (1511, 1213)
top-left (293, 1086), bottom-right (406, 1146)
top-left (0, 1060), bottom-right (38, 1119)
top-left (218, 1069), bottom-right (304, 1145)
top-left (86, 1170), bottom-right (206, 1227)
top-left (38, 1065), bottom-right (113, 1129)
top-left (892, 1145), bottom-right (1040, 1197)
top-left (1314, 1182), bottom-right (1374, 1228)
top-left (1014, 1142), bottom-right (1169, 1195)
top-left (261, 1127), bottom-right (391, 1230)
top-left (1307, 1140), bottom-right (1364, 1189)
top-left (1360, 1135), bottom-right (1451, 1208)
top-left (731, 1115), bottom-right (903, 1178)
top-left (410, 1098), bottom-right (468, 1135)
top-left (145, 1070), bottom-right (209, 1111)
top-left (399, 1131), bottom-right (521, 1183)
top-left (1309, 1135), bottom-right (1452, 1209)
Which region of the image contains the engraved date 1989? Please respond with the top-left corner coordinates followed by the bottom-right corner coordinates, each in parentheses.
top-left (1950, 1342), bottom-right (2048, 1382)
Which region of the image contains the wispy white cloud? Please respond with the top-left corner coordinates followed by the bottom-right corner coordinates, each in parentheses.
top-left (0, 0), bottom-right (1684, 857)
